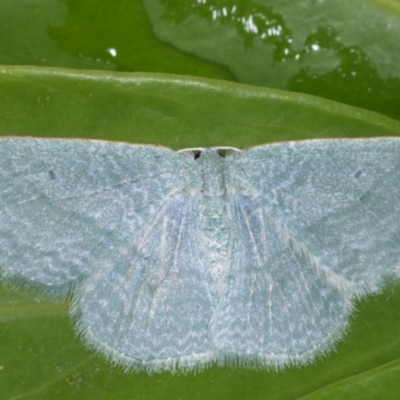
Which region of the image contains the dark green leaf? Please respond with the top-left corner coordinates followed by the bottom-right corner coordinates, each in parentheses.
top-left (145, 0), bottom-right (400, 120)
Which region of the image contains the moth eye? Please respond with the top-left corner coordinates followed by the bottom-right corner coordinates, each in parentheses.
top-left (217, 149), bottom-right (228, 158)
top-left (193, 150), bottom-right (202, 160)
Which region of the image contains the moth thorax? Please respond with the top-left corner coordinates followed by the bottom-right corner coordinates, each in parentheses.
top-left (198, 151), bottom-right (227, 197)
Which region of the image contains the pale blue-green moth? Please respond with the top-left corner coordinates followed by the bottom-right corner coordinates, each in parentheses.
top-left (0, 137), bottom-right (399, 372)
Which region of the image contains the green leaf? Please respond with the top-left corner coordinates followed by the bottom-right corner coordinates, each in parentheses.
top-left (2, 0), bottom-right (400, 121)
top-left (1, 66), bottom-right (399, 148)
top-left (144, 0), bottom-right (400, 120)
top-left (304, 359), bottom-right (400, 400)
top-left (0, 0), bottom-right (232, 80)
top-left (1, 66), bottom-right (400, 399)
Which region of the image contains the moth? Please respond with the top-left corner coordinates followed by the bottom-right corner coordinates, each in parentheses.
top-left (0, 137), bottom-right (399, 372)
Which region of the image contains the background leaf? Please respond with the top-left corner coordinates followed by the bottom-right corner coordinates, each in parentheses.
top-left (1, 0), bottom-right (400, 119)
top-left (144, 0), bottom-right (400, 120)
top-left (0, 0), bottom-right (232, 79)
top-left (1, 66), bottom-right (400, 399)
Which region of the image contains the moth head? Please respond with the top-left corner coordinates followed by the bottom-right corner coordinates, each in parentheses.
top-left (177, 147), bottom-right (241, 161)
